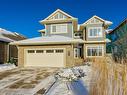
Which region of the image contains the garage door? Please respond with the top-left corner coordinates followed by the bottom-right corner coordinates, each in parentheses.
top-left (25, 48), bottom-right (65, 67)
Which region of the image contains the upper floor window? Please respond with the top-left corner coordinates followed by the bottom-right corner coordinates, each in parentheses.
top-left (88, 27), bottom-right (103, 38)
top-left (51, 24), bottom-right (67, 34)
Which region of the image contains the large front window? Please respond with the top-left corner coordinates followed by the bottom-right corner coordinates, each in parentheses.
top-left (88, 27), bottom-right (102, 37)
top-left (51, 24), bottom-right (67, 34)
top-left (87, 46), bottom-right (103, 57)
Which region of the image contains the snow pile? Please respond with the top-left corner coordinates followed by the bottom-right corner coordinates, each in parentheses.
top-left (55, 67), bottom-right (85, 81)
top-left (45, 64), bottom-right (92, 95)
top-left (0, 64), bottom-right (16, 72)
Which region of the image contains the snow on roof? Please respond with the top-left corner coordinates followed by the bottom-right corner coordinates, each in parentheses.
top-left (0, 28), bottom-right (26, 42)
top-left (105, 29), bottom-right (113, 34)
top-left (10, 35), bottom-right (84, 45)
top-left (38, 29), bottom-right (45, 32)
top-left (104, 20), bottom-right (113, 25)
top-left (106, 38), bottom-right (111, 43)
top-left (0, 37), bottom-right (14, 42)
top-left (0, 28), bottom-right (16, 42)
top-left (0, 28), bottom-right (15, 35)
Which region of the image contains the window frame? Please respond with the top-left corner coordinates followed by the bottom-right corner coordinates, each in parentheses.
top-left (55, 49), bottom-right (64, 53)
top-left (86, 46), bottom-right (104, 57)
top-left (27, 50), bottom-right (35, 53)
top-left (88, 27), bottom-right (103, 38)
top-left (36, 50), bottom-right (44, 53)
top-left (51, 24), bottom-right (67, 34)
top-left (46, 50), bottom-right (54, 53)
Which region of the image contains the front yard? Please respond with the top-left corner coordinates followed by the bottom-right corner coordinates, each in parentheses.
top-left (0, 63), bottom-right (92, 95)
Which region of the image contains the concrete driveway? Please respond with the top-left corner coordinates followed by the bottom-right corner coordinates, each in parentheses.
top-left (0, 67), bottom-right (58, 95)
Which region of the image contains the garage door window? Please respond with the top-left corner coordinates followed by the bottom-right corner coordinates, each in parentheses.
top-left (36, 50), bottom-right (44, 53)
top-left (28, 50), bottom-right (35, 53)
top-left (55, 49), bottom-right (63, 53)
top-left (46, 50), bottom-right (54, 53)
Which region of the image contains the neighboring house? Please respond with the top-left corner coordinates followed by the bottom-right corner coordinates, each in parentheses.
top-left (0, 28), bottom-right (26, 64)
top-left (108, 18), bottom-right (127, 63)
top-left (11, 9), bottom-right (112, 67)
top-left (105, 29), bottom-right (113, 53)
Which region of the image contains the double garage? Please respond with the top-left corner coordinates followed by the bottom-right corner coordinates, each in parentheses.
top-left (24, 48), bottom-right (66, 67)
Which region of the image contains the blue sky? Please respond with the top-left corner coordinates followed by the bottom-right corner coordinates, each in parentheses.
top-left (0, 0), bottom-right (126, 38)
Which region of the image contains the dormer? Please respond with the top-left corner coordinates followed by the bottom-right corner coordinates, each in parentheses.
top-left (39, 9), bottom-right (78, 38)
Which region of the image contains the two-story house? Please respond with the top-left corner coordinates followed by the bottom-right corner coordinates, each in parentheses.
top-left (11, 9), bottom-right (112, 67)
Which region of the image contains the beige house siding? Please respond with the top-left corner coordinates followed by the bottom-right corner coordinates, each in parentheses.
top-left (18, 44), bottom-right (74, 67)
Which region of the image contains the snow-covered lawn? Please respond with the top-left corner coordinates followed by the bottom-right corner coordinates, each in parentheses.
top-left (45, 63), bottom-right (92, 95)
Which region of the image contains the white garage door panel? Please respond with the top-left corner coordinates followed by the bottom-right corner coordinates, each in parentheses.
top-left (25, 48), bottom-right (65, 67)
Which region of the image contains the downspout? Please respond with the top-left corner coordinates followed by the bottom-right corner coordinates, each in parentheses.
top-left (7, 43), bottom-right (10, 63)
top-left (71, 43), bottom-right (74, 67)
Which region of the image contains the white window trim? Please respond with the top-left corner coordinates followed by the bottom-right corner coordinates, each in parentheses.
top-left (51, 24), bottom-right (68, 34)
top-left (86, 45), bottom-right (104, 57)
top-left (88, 27), bottom-right (103, 38)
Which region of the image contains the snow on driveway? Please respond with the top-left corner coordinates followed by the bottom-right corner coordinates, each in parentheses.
top-left (0, 67), bottom-right (58, 95)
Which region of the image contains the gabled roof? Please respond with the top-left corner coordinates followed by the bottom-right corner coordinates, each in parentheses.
top-left (40, 9), bottom-right (76, 22)
top-left (10, 35), bottom-right (84, 45)
top-left (82, 15), bottom-right (113, 26)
